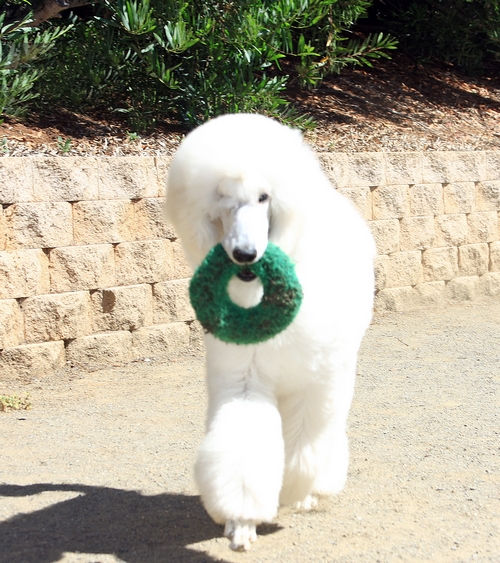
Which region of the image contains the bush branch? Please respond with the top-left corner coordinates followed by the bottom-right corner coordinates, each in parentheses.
top-left (2, 0), bottom-right (94, 27)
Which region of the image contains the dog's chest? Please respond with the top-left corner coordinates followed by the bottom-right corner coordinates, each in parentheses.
top-left (253, 328), bottom-right (328, 392)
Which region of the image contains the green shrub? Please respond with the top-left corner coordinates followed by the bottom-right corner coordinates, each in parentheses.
top-left (0, 4), bottom-right (70, 117)
top-left (32, 0), bottom-right (396, 128)
top-left (372, 0), bottom-right (500, 71)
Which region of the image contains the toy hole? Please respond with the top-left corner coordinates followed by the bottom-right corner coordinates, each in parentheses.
top-left (227, 275), bottom-right (264, 309)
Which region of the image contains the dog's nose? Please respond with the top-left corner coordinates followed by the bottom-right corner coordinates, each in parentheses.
top-left (233, 247), bottom-right (257, 264)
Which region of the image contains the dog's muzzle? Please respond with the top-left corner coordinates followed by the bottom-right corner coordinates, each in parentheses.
top-left (237, 269), bottom-right (257, 282)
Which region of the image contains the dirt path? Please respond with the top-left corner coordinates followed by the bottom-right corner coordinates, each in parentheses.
top-left (1, 298), bottom-right (499, 563)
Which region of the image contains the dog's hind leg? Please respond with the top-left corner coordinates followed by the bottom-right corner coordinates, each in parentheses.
top-left (278, 388), bottom-right (325, 507)
top-left (311, 360), bottom-right (358, 498)
top-left (279, 362), bottom-right (356, 506)
top-left (311, 422), bottom-right (350, 497)
top-left (194, 365), bottom-right (284, 551)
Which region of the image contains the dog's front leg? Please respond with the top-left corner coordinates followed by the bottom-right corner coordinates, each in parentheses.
top-left (194, 365), bottom-right (284, 551)
top-left (223, 520), bottom-right (257, 552)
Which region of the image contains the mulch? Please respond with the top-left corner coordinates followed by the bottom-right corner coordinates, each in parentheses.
top-left (1, 54), bottom-right (500, 156)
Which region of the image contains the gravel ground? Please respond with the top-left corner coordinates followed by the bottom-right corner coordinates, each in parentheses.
top-left (1, 297), bottom-right (499, 563)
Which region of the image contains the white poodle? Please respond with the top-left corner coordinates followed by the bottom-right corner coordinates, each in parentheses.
top-left (165, 113), bottom-right (375, 551)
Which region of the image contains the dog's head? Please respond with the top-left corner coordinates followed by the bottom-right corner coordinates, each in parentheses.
top-left (211, 172), bottom-right (271, 266)
top-left (166, 114), bottom-right (325, 270)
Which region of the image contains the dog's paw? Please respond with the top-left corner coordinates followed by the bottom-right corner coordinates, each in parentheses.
top-left (293, 494), bottom-right (318, 511)
top-left (224, 520), bottom-right (257, 551)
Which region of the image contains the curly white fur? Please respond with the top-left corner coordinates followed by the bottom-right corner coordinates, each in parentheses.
top-left (165, 113), bottom-right (375, 551)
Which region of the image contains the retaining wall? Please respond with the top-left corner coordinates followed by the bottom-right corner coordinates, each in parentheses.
top-left (1, 152), bottom-right (499, 378)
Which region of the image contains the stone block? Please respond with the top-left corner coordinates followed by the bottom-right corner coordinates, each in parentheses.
top-left (409, 184), bottom-right (444, 216)
top-left (370, 220), bottom-right (400, 255)
top-left (434, 214), bottom-right (468, 247)
top-left (132, 322), bottom-right (191, 358)
top-left (32, 157), bottom-right (99, 201)
top-left (446, 276), bottom-right (479, 302)
top-left (153, 279), bottom-right (195, 324)
top-left (337, 187), bottom-right (372, 220)
top-left (0, 299), bottom-right (23, 349)
top-left (23, 291), bottom-right (91, 343)
top-left (484, 151), bottom-right (500, 181)
top-left (98, 157), bottom-right (159, 199)
top-left (374, 255), bottom-right (389, 291)
top-left (0, 206), bottom-right (5, 251)
top-left (73, 200), bottom-right (135, 244)
top-left (189, 320), bottom-right (205, 351)
top-left (422, 152), bottom-right (485, 183)
top-left (0, 158), bottom-right (33, 203)
top-left (172, 240), bottom-right (193, 278)
top-left (49, 244), bottom-right (115, 292)
top-left (490, 241), bottom-right (500, 271)
top-left (372, 185), bottom-right (408, 220)
top-left (66, 331), bottom-right (134, 365)
top-left (413, 281), bottom-right (445, 308)
top-left (115, 240), bottom-right (175, 285)
top-left (318, 153), bottom-right (349, 188)
top-left (443, 182), bottom-right (475, 214)
top-left (5, 202), bottom-right (73, 249)
top-left (0, 340), bottom-right (65, 379)
top-left (458, 243), bottom-right (489, 277)
top-left (467, 212), bottom-right (498, 244)
top-left (374, 286), bottom-right (414, 312)
top-left (400, 216), bottom-right (435, 251)
top-left (385, 152), bottom-right (422, 186)
top-left (134, 198), bottom-right (176, 240)
top-left (155, 156), bottom-right (172, 197)
top-left (385, 251), bottom-right (422, 288)
top-left (91, 284), bottom-right (153, 332)
top-left (422, 247), bottom-right (458, 282)
top-left (0, 249), bottom-right (50, 299)
top-left (479, 272), bottom-right (500, 297)
top-left (475, 181), bottom-right (500, 211)
top-left (345, 153), bottom-right (385, 187)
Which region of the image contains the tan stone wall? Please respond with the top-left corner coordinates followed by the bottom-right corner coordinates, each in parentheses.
top-left (1, 152), bottom-right (499, 377)
top-left (0, 156), bottom-right (194, 378)
top-left (318, 151), bottom-right (500, 313)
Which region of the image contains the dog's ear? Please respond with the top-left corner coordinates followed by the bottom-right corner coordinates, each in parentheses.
top-left (177, 215), bottom-right (220, 270)
top-left (268, 198), bottom-right (304, 257)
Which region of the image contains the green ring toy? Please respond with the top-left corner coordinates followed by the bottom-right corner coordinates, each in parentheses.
top-left (189, 243), bottom-right (303, 345)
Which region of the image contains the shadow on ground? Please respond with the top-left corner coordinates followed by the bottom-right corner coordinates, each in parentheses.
top-left (0, 483), bottom-right (281, 563)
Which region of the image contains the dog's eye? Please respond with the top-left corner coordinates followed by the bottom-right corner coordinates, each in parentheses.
top-left (258, 194), bottom-right (269, 203)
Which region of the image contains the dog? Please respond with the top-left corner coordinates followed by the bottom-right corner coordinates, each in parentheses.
top-left (165, 113), bottom-right (375, 551)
